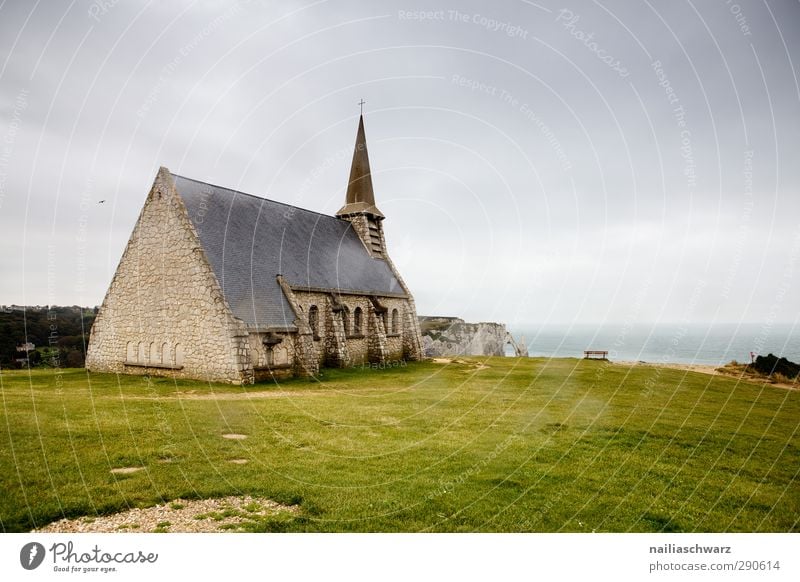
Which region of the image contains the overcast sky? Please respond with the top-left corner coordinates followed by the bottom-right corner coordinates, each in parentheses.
top-left (1, 0), bottom-right (798, 326)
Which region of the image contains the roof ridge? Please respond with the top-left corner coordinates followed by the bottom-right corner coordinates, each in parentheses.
top-left (170, 172), bottom-right (345, 222)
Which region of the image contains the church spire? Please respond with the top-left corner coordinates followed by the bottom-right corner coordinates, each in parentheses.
top-left (336, 113), bottom-right (384, 219)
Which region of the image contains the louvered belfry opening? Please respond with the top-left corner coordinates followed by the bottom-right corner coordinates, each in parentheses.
top-left (367, 217), bottom-right (383, 257)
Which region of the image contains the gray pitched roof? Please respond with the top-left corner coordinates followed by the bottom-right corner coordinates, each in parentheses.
top-left (173, 174), bottom-right (404, 329)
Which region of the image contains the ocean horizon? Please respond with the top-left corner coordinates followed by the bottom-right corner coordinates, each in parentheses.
top-left (509, 323), bottom-right (800, 366)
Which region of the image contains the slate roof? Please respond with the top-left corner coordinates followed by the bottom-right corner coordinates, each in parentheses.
top-left (173, 174), bottom-right (405, 330)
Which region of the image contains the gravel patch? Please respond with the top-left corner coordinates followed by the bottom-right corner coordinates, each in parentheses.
top-left (32, 496), bottom-right (298, 533)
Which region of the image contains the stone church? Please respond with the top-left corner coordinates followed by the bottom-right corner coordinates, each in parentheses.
top-left (86, 115), bottom-right (424, 384)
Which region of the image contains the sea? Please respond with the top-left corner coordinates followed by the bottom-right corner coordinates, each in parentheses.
top-left (508, 323), bottom-right (800, 366)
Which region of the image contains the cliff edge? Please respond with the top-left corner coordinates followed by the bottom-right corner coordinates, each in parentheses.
top-left (418, 316), bottom-right (528, 358)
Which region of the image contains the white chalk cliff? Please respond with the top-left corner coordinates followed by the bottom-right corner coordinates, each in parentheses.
top-left (419, 317), bottom-right (528, 358)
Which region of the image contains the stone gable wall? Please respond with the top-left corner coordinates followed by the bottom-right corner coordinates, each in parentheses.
top-left (85, 169), bottom-right (252, 384)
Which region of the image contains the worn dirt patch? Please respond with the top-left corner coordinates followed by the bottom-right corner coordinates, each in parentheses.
top-left (110, 467), bottom-right (144, 475)
top-left (123, 388), bottom-right (345, 401)
top-left (431, 357), bottom-right (489, 370)
top-left (617, 361), bottom-right (723, 376)
top-left (222, 433), bottom-right (248, 440)
top-left (615, 361), bottom-right (799, 391)
top-left (32, 496), bottom-right (298, 533)
top-left (229, 459), bottom-right (249, 464)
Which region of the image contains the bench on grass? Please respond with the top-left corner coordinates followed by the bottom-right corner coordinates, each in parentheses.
top-left (584, 350), bottom-right (608, 360)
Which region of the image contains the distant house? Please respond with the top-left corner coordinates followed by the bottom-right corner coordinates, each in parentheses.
top-left (16, 342), bottom-right (35, 352)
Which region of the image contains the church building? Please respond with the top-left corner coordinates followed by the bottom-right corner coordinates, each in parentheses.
top-left (86, 115), bottom-right (424, 384)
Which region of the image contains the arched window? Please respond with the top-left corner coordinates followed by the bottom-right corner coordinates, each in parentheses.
top-left (149, 341), bottom-right (157, 364)
top-left (309, 305), bottom-right (320, 339)
top-left (353, 307), bottom-right (363, 336)
top-left (137, 342), bottom-right (146, 363)
top-left (175, 344), bottom-right (185, 366)
top-left (391, 309), bottom-right (399, 334)
top-left (126, 341), bottom-right (135, 362)
top-left (341, 306), bottom-right (350, 336)
top-left (162, 342), bottom-right (170, 366)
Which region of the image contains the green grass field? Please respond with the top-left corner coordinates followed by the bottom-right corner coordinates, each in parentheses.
top-left (1, 358), bottom-right (797, 532)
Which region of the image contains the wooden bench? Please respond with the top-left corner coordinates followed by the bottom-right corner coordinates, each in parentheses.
top-left (584, 350), bottom-right (608, 360)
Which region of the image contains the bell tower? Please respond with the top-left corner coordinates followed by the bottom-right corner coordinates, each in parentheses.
top-left (336, 112), bottom-right (386, 258)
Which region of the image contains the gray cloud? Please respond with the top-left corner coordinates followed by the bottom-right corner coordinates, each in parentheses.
top-left (1, 0), bottom-right (798, 325)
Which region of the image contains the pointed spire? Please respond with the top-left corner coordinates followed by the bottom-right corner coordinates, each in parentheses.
top-left (336, 114), bottom-right (384, 219)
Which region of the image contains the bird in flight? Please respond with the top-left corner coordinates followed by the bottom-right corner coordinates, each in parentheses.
top-left (98, 200), bottom-right (106, 203)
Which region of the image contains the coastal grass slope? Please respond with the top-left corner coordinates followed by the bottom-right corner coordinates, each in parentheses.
top-left (0, 357), bottom-right (797, 532)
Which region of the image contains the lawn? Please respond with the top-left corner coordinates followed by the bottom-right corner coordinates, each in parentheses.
top-left (0, 357), bottom-right (797, 532)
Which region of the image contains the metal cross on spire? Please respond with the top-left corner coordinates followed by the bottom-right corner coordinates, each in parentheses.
top-left (358, 99), bottom-right (365, 115)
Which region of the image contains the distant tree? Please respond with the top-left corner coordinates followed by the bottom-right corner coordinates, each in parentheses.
top-left (0, 306), bottom-right (95, 367)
